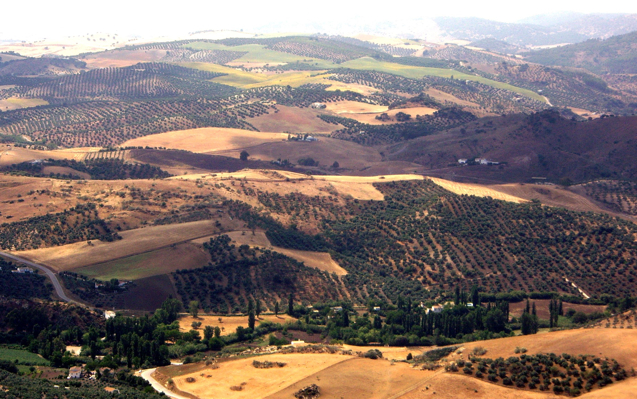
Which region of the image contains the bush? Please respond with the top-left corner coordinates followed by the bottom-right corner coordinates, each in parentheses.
top-left (472, 346), bottom-right (487, 356)
top-left (363, 349), bottom-right (383, 360)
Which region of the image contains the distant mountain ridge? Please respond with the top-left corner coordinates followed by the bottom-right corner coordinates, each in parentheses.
top-left (524, 31), bottom-right (637, 74)
top-left (434, 14), bottom-right (637, 47)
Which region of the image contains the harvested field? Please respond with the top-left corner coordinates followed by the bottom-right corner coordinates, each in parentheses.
top-left (0, 145), bottom-right (100, 167)
top-left (76, 242), bottom-right (210, 281)
top-left (82, 49), bottom-right (167, 68)
top-left (269, 357), bottom-right (435, 399)
top-left (178, 314), bottom-right (298, 336)
top-left (223, 137), bottom-right (382, 171)
top-left (487, 183), bottom-right (628, 218)
top-left (248, 105), bottom-right (339, 133)
top-left (0, 97), bottom-right (48, 111)
top-left (128, 148), bottom-right (280, 175)
top-left (171, 353), bottom-right (352, 399)
top-left (12, 220), bottom-right (221, 273)
top-left (509, 300), bottom-right (607, 320)
top-left (324, 101), bottom-right (437, 125)
top-left (458, 327), bottom-right (637, 369)
top-left (40, 166), bottom-right (91, 179)
top-left (428, 177), bottom-right (527, 204)
top-left (121, 128), bottom-right (289, 153)
top-left (396, 372), bottom-right (549, 399)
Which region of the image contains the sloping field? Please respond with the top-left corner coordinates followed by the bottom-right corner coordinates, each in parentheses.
top-left (428, 177), bottom-right (527, 203)
top-left (486, 183), bottom-right (627, 217)
top-left (224, 137), bottom-right (381, 171)
top-left (248, 105), bottom-right (339, 133)
top-left (325, 101), bottom-right (437, 125)
top-left (0, 145), bottom-right (92, 166)
top-left (0, 97), bottom-right (48, 111)
top-left (75, 242), bottom-right (210, 281)
top-left (82, 49), bottom-right (167, 68)
top-left (121, 127), bottom-right (288, 153)
top-left (459, 328), bottom-right (637, 369)
top-left (171, 353), bottom-right (353, 399)
top-left (178, 314), bottom-right (297, 335)
top-left (193, 230), bottom-right (347, 275)
top-left (509, 300), bottom-right (606, 320)
top-left (341, 57), bottom-right (545, 102)
top-left (12, 220), bottom-right (220, 272)
top-left (269, 357), bottom-right (437, 399)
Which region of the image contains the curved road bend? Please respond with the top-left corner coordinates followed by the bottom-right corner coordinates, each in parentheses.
top-left (0, 250), bottom-right (79, 305)
top-left (140, 369), bottom-right (191, 399)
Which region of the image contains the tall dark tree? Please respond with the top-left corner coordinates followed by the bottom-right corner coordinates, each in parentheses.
top-left (288, 292), bottom-right (294, 316)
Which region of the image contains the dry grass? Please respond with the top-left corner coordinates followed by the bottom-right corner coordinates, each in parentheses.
top-left (82, 49), bottom-right (167, 68)
top-left (428, 177), bottom-right (527, 203)
top-left (178, 314), bottom-right (297, 335)
top-left (172, 353), bottom-right (352, 399)
top-left (324, 101), bottom-right (436, 125)
top-left (121, 128), bottom-right (289, 154)
top-left (248, 105), bottom-right (338, 133)
top-left (0, 97), bottom-right (48, 111)
top-left (458, 328), bottom-right (637, 369)
top-left (13, 220), bottom-right (222, 272)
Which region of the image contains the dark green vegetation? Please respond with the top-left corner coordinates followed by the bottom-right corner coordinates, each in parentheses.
top-left (4, 158), bottom-right (171, 180)
top-left (454, 353), bottom-right (628, 395)
top-left (525, 31), bottom-right (637, 74)
top-left (0, 203), bottom-right (120, 251)
top-left (0, 258), bottom-right (51, 299)
top-left (0, 370), bottom-right (160, 399)
top-left (230, 179), bottom-right (637, 304)
top-left (173, 235), bottom-right (345, 313)
top-left (385, 110), bottom-right (637, 184)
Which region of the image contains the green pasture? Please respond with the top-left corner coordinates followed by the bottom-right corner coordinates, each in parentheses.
top-left (76, 252), bottom-right (154, 281)
top-left (342, 57), bottom-right (546, 102)
top-left (0, 348), bottom-right (50, 366)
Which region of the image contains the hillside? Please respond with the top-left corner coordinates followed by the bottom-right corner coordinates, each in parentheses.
top-left (385, 110), bottom-right (637, 184)
top-left (525, 31), bottom-right (637, 74)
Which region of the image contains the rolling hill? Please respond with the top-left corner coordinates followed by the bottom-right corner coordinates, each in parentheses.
top-left (524, 31), bottom-right (637, 74)
top-left (385, 110), bottom-right (637, 184)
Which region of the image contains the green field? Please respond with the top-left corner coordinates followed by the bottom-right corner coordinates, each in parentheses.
top-left (0, 348), bottom-right (50, 366)
top-left (75, 252), bottom-right (155, 281)
top-left (341, 57), bottom-right (547, 102)
top-left (184, 43), bottom-right (544, 102)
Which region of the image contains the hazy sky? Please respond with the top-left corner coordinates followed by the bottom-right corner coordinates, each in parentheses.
top-left (2, 0), bottom-right (637, 40)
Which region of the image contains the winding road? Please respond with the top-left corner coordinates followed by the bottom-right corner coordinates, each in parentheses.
top-left (0, 250), bottom-right (79, 305)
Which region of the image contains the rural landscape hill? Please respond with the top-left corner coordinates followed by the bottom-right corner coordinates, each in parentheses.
top-left (2, 14), bottom-right (637, 399)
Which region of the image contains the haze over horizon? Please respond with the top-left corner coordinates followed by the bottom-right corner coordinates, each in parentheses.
top-left (2, 0), bottom-right (637, 41)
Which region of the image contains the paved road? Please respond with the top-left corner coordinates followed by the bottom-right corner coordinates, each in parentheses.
top-left (140, 369), bottom-right (190, 399)
top-left (0, 250), bottom-right (79, 304)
